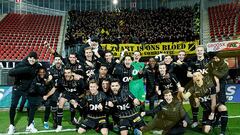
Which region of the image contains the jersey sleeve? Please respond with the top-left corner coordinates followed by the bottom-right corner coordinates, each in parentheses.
top-left (112, 64), bottom-right (122, 79)
top-left (178, 102), bottom-right (186, 119)
top-left (171, 74), bottom-right (180, 84)
top-left (78, 96), bottom-right (87, 109)
top-left (188, 87), bottom-right (195, 95)
top-left (128, 91), bottom-right (137, 100)
top-left (28, 78), bottom-right (38, 96)
top-left (55, 79), bottom-right (64, 92)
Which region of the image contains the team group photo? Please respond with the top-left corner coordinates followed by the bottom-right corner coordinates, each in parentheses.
top-left (0, 0), bottom-right (239, 135)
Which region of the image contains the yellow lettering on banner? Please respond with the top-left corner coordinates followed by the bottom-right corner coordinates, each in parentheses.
top-left (101, 40), bottom-right (199, 57)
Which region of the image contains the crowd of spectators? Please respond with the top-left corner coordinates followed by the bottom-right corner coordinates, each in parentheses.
top-left (65, 6), bottom-right (200, 45)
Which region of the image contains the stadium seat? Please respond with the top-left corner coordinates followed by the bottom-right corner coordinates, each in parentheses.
top-left (208, 2), bottom-right (239, 41)
top-left (0, 13), bottom-right (62, 61)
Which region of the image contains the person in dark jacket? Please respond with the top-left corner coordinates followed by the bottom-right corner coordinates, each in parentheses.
top-left (50, 50), bottom-right (84, 125)
top-left (141, 90), bottom-right (190, 135)
top-left (43, 55), bottom-right (64, 129)
top-left (180, 72), bottom-right (228, 135)
top-left (208, 52), bottom-right (229, 104)
top-left (112, 56), bottom-right (134, 92)
top-left (156, 63), bottom-right (184, 100)
top-left (89, 64), bottom-right (112, 92)
top-left (144, 57), bottom-right (158, 117)
top-left (26, 66), bottom-right (51, 133)
top-left (172, 50), bottom-right (191, 88)
top-left (78, 35), bottom-right (105, 63)
top-left (77, 80), bottom-right (108, 135)
top-left (8, 51), bottom-right (41, 134)
top-left (104, 51), bottom-right (117, 75)
top-left (43, 67), bottom-right (85, 132)
top-left (186, 46), bottom-right (210, 128)
top-left (81, 47), bottom-right (104, 83)
top-left (107, 79), bottom-right (145, 135)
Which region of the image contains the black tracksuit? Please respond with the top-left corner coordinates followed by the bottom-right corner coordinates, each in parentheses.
top-left (104, 59), bottom-right (117, 75)
top-left (208, 59), bottom-right (229, 104)
top-left (107, 90), bottom-right (145, 131)
top-left (112, 64), bottom-right (134, 92)
top-left (156, 73), bottom-right (180, 98)
top-left (172, 60), bottom-right (190, 87)
top-left (78, 91), bottom-right (108, 130)
top-left (144, 64), bottom-right (158, 112)
top-left (8, 58), bottom-right (41, 125)
top-left (56, 77), bottom-right (85, 126)
top-left (44, 65), bottom-right (64, 125)
top-left (27, 76), bottom-right (51, 126)
top-left (78, 44), bottom-right (105, 63)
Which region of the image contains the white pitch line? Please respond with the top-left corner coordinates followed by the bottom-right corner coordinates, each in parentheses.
top-left (0, 128), bottom-right (76, 135)
top-left (229, 115), bottom-right (240, 118)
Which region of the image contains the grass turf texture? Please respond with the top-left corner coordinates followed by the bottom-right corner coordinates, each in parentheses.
top-left (0, 103), bottom-right (239, 135)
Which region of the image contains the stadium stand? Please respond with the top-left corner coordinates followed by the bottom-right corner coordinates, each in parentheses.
top-left (0, 13), bottom-right (62, 61)
top-left (208, 1), bottom-right (240, 42)
top-left (65, 6), bottom-right (199, 45)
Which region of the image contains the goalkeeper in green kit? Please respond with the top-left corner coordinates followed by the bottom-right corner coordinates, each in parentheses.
top-left (129, 51), bottom-right (146, 111)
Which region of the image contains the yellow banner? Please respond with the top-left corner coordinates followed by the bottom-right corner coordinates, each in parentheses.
top-left (102, 40), bottom-right (199, 57)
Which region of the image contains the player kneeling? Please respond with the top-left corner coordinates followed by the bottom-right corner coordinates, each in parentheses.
top-left (180, 72), bottom-right (228, 135)
top-left (141, 90), bottom-right (190, 135)
top-left (77, 80), bottom-right (108, 135)
top-left (107, 79), bottom-right (145, 135)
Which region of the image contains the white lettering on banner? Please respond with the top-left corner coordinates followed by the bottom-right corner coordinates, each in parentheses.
top-left (226, 86), bottom-right (236, 101)
top-left (207, 40), bottom-right (240, 52)
top-left (207, 42), bottom-right (226, 52)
